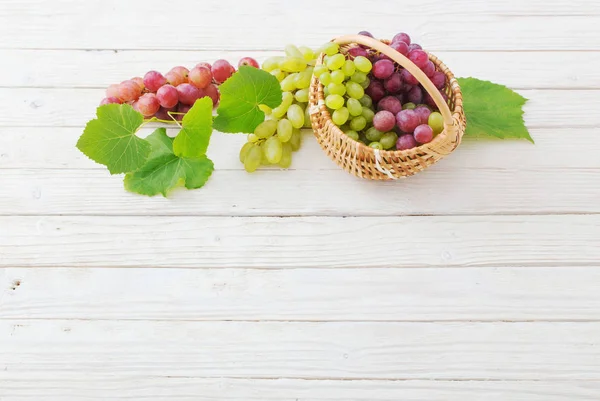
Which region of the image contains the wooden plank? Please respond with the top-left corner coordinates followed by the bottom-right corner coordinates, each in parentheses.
top-left (1, 168), bottom-right (599, 216)
top-left (1, 377), bottom-right (599, 401)
top-left (2, 1), bottom-right (600, 50)
top-left (3, 49), bottom-right (599, 90)
top-left (1, 215), bottom-right (598, 268)
top-left (2, 266), bottom-right (600, 321)
top-left (1, 320), bottom-right (599, 379)
top-left (5, 88), bottom-right (596, 128)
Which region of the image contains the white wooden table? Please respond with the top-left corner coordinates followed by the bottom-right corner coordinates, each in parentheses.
top-left (1, 1), bottom-right (599, 399)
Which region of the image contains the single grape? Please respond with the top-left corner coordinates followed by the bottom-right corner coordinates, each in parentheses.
top-left (328, 83), bottom-right (346, 96)
top-left (196, 62), bottom-right (212, 70)
top-left (396, 134), bottom-right (418, 150)
top-left (424, 90), bottom-right (448, 108)
top-left (345, 130), bottom-right (359, 141)
top-left (262, 56), bottom-right (283, 72)
top-left (392, 32), bottom-right (411, 45)
top-left (131, 77), bottom-right (145, 90)
top-left (348, 46), bottom-right (369, 59)
top-left (272, 92), bottom-right (294, 118)
top-left (350, 71), bottom-right (367, 83)
top-left (277, 119), bottom-right (294, 142)
top-left (244, 144), bottom-right (262, 172)
top-left (263, 136), bottom-right (283, 164)
top-left (422, 61), bottom-right (435, 78)
top-left (428, 111), bottom-right (444, 135)
top-left (212, 59), bottom-right (235, 83)
top-left (236, 57), bottom-right (259, 69)
top-left (395, 93), bottom-right (405, 105)
top-left (165, 71), bottom-right (186, 87)
top-left (321, 42), bottom-right (340, 56)
top-left (313, 64), bottom-right (328, 77)
top-left (279, 142), bottom-right (293, 168)
top-left (319, 71), bottom-right (332, 86)
top-left (154, 106), bottom-right (176, 121)
top-left (372, 59), bottom-right (395, 80)
top-left (254, 119), bottom-right (278, 139)
top-left (156, 84), bottom-right (179, 108)
top-left (414, 106), bottom-right (432, 125)
top-left (281, 57), bottom-right (308, 73)
top-left (408, 43), bottom-right (423, 52)
top-left (289, 128), bottom-right (302, 151)
top-left (358, 94), bottom-right (373, 108)
top-left (369, 142), bottom-right (383, 150)
top-left (205, 84), bottom-right (220, 107)
top-left (295, 88), bottom-right (309, 103)
top-left (396, 109), bottom-right (420, 133)
top-left (365, 127), bottom-right (384, 142)
top-left (239, 141), bottom-right (254, 163)
top-left (177, 103), bottom-right (192, 120)
top-left (287, 104), bottom-right (305, 128)
top-left (365, 80), bottom-right (385, 103)
top-left (408, 49), bottom-right (429, 69)
top-left (325, 94), bottom-right (345, 110)
top-left (347, 98), bottom-right (363, 116)
top-left (390, 41), bottom-right (409, 56)
top-left (358, 30), bottom-right (374, 38)
top-left (373, 110), bottom-right (396, 132)
top-left (383, 72), bottom-right (402, 94)
top-left (304, 105), bottom-right (312, 128)
top-left (350, 116), bottom-right (367, 131)
top-left (359, 76), bottom-right (371, 89)
top-left (431, 71), bottom-right (446, 89)
top-left (143, 71), bottom-right (167, 92)
top-left (170, 66), bottom-right (190, 79)
top-left (118, 80), bottom-right (142, 102)
top-left (346, 81), bottom-right (365, 99)
top-left (99, 97), bottom-right (121, 105)
top-left (341, 60), bottom-right (356, 76)
top-left (407, 86), bottom-right (423, 105)
top-left (248, 133), bottom-right (259, 143)
top-left (361, 107), bottom-right (375, 123)
top-left (177, 83), bottom-right (202, 105)
top-left (298, 46), bottom-right (316, 62)
top-left (106, 84), bottom-right (120, 98)
top-left (354, 56), bottom-right (372, 73)
top-left (188, 66), bottom-right (213, 89)
top-left (327, 53), bottom-right (346, 70)
top-left (400, 69), bottom-right (419, 86)
top-left (377, 96), bottom-right (402, 115)
top-left (280, 74), bottom-right (297, 92)
top-left (380, 132), bottom-right (399, 149)
top-left (330, 70), bottom-right (345, 85)
top-left (332, 107), bottom-right (350, 125)
top-left (403, 102), bottom-right (416, 110)
top-left (270, 69), bottom-right (286, 82)
top-left (295, 70), bottom-right (312, 89)
top-left (284, 44), bottom-right (304, 59)
top-left (259, 104), bottom-right (272, 115)
top-left (414, 124), bottom-right (434, 144)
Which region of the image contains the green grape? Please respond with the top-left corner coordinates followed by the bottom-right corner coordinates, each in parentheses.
top-left (299, 46), bottom-right (316, 62)
top-left (350, 71), bottom-right (367, 83)
top-left (279, 142), bottom-right (293, 168)
top-left (354, 56), bottom-right (372, 73)
top-left (350, 116), bottom-right (367, 131)
top-left (380, 132), bottom-right (399, 149)
top-left (280, 74), bottom-right (298, 91)
top-left (323, 86), bottom-right (330, 97)
top-left (328, 82), bottom-right (346, 96)
top-left (319, 71), bottom-right (332, 86)
top-left (359, 133), bottom-right (369, 144)
top-left (404, 102), bottom-right (416, 110)
top-left (332, 107), bottom-right (350, 126)
top-left (304, 105), bottom-right (312, 128)
top-left (295, 88), bottom-right (309, 103)
top-left (270, 69), bottom-right (286, 82)
top-left (323, 55), bottom-right (330, 65)
top-left (361, 107), bottom-right (375, 123)
top-left (342, 60), bottom-right (356, 76)
top-left (295, 71), bottom-right (312, 89)
top-left (285, 44), bottom-right (304, 59)
top-left (248, 133), bottom-right (259, 143)
top-left (281, 91), bottom-right (294, 107)
top-left (277, 118), bottom-right (294, 142)
top-left (369, 142), bottom-right (384, 150)
top-left (345, 130), bottom-right (359, 141)
top-left (346, 81), bottom-right (365, 99)
top-left (263, 136), bottom-right (283, 164)
top-left (313, 64), bottom-right (328, 77)
top-left (347, 98), bottom-right (363, 116)
top-left (289, 128), bottom-right (302, 151)
top-left (365, 127), bottom-right (384, 142)
top-left (281, 57), bottom-right (307, 73)
top-left (254, 119), bottom-right (278, 139)
top-left (325, 94), bottom-right (344, 110)
top-left (358, 94), bottom-right (373, 108)
top-left (331, 70), bottom-right (345, 84)
top-left (428, 111), bottom-right (444, 135)
top-left (321, 42), bottom-right (340, 56)
top-left (239, 141), bottom-right (254, 163)
top-left (327, 53), bottom-right (346, 70)
top-left (244, 144), bottom-right (262, 172)
top-left (360, 76), bottom-right (371, 89)
top-left (287, 104), bottom-right (305, 128)
top-left (262, 56), bottom-right (283, 72)
top-left (259, 104), bottom-right (272, 115)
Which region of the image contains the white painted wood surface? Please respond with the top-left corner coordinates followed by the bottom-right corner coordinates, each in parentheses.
top-left (1, 0), bottom-right (599, 399)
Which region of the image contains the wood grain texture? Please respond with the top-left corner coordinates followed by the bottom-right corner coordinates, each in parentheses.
top-left (1, 377), bottom-right (599, 401)
top-left (1, 215), bottom-right (598, 268)
top-left (1, 320), bottom-right (600, 380)
top-left (2, 267), bottom-right (600, 321)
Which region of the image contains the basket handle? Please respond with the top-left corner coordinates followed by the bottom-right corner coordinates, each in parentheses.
top-left (333, 35), bottom-right (456, 141)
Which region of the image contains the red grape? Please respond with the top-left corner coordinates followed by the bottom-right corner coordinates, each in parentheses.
top-left (396, 134), bottom-right (418, 150)
top-left (131, 101), bottom-right (141, 113)
top-left (365, 80), bottom-right (386, 103)
top-left (431, 71), bottom-right (446, 89)
top-left (204, 84), bottom-right (220, 107)
top-left (414, 105), bottom-right (432, 124)
top-left (118, 80), bottom-right (142, 102)
top-left (131, 77), bottom-right (145, 90)
top-left (400, 69), bottom-right (419, 86)
top-left (383, 72), bottom-right (402, 93)
top-left (358, 30), bottom-right (374, 38)
top-left (106, 84), bottom-right (120, 98)
top-left (155, 106), bottom-right (177, 121)
top-left (238, 57), bottom-right (259, 68)
top-left (407, 86), bottom-right (423, 104)
top-left (373, 110), bottom-right (396, 132)
top-left (395, 93), bottom-right (405, 104)
top-left (188, 66), bottom-right (213, 89)
top-left (390, 41), bottom-right (409, 56)
top-left (414, 124), bottom-right (434, 144)
top-left (195, 62), bottom-right (212, 70)
top-left (408, 49), bottom-right (429, 68)
top-left (372, 59), bottom-right (395, 79)
top-left (170, 66), bottom-right (190, 79)
top-left (424, 90), bottom-right (448, 108)
top-left (156, 84), bottom-right (179, 108)
top-left (212, 59), bottom-right (235, 84)
top-left (137, 93), bottom-right (161, 117)
top-left (165, 70), bottom-right (187, 87)
top-left (143, 71), bottom-right (167, 92)
top-left (392, 32), bottom-right (411, 45)
top-left (422, 61), bottom-right (435, 78)
top-left (396, 109), bottom-right (420, 133)
top-left (176, 83), bottom-right (201, 105)
top-left (377, 96), bottom-right (402, 115)
top-left (408, 43), bottom-right (422, 52)
top-left (348, 46), bottom-right (369, 59)
top-left (176, 103), bottom-right (192, 121)
top-left (100, 97), bottom-right (122, 105)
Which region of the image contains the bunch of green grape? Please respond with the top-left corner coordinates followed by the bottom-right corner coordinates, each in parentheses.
top-left (239, 45), bottom-right (316, 173)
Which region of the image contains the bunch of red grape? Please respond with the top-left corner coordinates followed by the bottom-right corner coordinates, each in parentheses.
top-left (100, 57), bottom-right (260, 121)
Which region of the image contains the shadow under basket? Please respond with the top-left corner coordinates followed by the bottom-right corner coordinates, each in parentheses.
top-left (309, 35), bottom-right (466, 180)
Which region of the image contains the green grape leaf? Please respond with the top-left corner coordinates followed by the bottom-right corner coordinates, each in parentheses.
top-left (457, 77), bottom-right (533, 143)
top-left (76, 104), bottom-right (151, 174)
top-left (214, 66), bottom-right (283, 134)
top-left (124, 128), bottom-right (214, 197)
top-left (173, 97), bottom-right (213, 158)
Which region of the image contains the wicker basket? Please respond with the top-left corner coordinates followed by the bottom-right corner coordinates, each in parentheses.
top-left (309, 35), bottom-right (466, 180)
